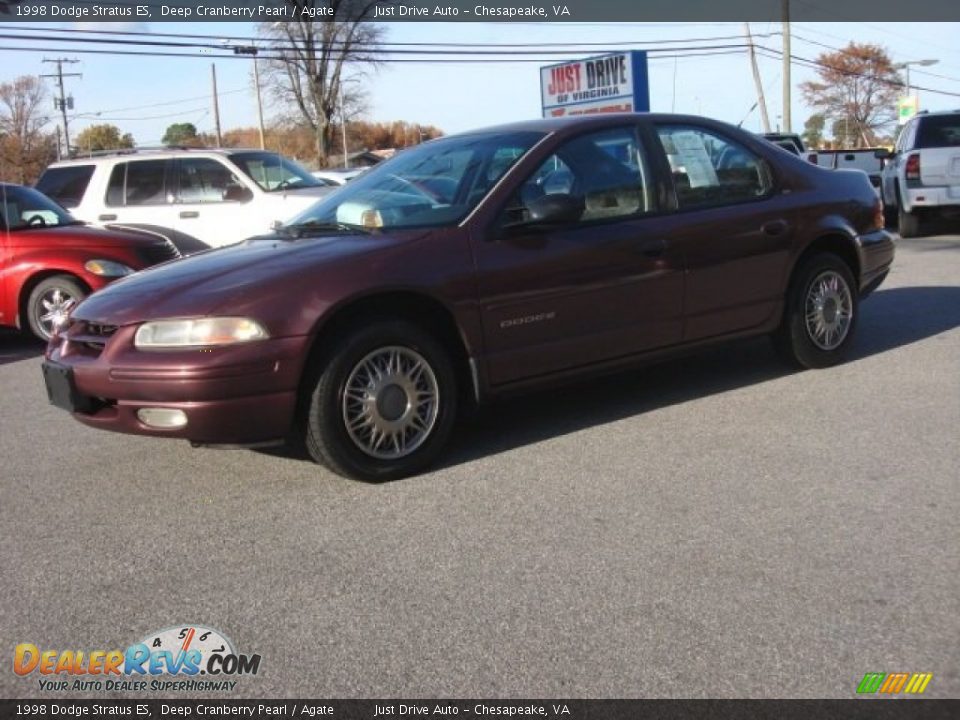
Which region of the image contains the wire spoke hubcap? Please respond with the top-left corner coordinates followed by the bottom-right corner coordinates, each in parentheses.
top-left (342, 346), bottom-right (440, 460)
top-left (36, 288), bottom-right (77, 337)
top-left (804, 270), bottom-right (853, 351)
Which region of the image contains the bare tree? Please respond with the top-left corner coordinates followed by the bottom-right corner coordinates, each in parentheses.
top-left (0, 75), bottom-right (55, 184)
top-left (259, 1), bottom-right (384, 167)
top-left (800, 43), bottom-right (903, 148)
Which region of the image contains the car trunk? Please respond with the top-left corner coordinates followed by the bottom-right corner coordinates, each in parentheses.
top-left (916, 115), bottom-right (960, 192)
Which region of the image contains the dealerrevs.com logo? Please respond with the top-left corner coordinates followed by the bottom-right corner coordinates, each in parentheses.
top-left (13, 625), bottom-right (261, 692)
top-left (856, 672), bottom-right (933, 695)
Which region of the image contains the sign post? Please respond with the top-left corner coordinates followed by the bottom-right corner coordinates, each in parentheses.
top-left (541, 51), bottom-right (650, 118)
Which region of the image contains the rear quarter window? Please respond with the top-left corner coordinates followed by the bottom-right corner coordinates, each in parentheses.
top-left (35, 165), bottom-right (94, 208)
top-left (916, 116), bottom-right (960, 149)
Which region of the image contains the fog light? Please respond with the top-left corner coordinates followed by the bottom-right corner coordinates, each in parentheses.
top-left (137, 408), bottom-right (188, 429)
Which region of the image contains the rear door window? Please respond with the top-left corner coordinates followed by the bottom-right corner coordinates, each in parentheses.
top-left (35, 165), bottom-right (94, 208)
top-left (105, 160), bottom-right (171, 207)
top-left (656, 125), bottom-right (773, 209)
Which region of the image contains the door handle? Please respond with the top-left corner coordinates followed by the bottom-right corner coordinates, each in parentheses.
top-left (98, 214), bottom-right (117, 221)
top-left (638, 238), bottom-right (667, 258)
top-left (762, 220), bottom-right (789, 236)
top-left (179, 211), bottom-right (199, 219)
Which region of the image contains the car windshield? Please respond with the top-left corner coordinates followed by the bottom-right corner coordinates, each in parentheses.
top-left (228, 151), bottom-right (325, 192)
top-left (286, 130), bottom-right (544, 231)
top-left (0, 185), bottom-right (76, 231)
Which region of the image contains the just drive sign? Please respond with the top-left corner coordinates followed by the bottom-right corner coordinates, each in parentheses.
top-left (540, 51), bottom-right (650, 118)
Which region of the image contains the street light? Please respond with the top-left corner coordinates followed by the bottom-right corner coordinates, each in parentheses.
top-left (895, 59), bottom-right (939, 100)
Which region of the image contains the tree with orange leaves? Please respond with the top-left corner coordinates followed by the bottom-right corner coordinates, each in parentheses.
top-left (800, 43), bottom-right (903, 148)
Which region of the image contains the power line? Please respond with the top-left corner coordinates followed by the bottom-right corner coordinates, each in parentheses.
top-left (0, 22), bottom-right (780, 49)
top-left (0, 42), bottom-right (755, 63)
top-left (0, 30), bottom-right (760, 56)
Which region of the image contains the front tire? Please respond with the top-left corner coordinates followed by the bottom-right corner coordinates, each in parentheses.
top-left (774, 253), bottom-right (858, 369)
top-left (26, 275), bottom-right (86, 342)
top-left (302, 320), bottom-right (458, 482)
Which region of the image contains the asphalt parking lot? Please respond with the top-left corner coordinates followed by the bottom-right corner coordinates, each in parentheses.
top-left (1, 234), bottom-right (958, 699)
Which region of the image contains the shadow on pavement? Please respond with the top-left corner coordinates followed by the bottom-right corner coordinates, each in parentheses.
top-left (0, 330), bottom-right (43, 367)
top-left (440, 284), bottom-right (960, 470)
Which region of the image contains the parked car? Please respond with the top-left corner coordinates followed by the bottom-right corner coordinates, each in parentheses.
top-left (311, 168), bottom-right (367, 185)
top-left (761, 132), bottom-right (806, 156)
top-left (41, 114), bottom-right (894, 481)
top-left (36, 148), bottom-right (335, 252)
top-left (807, 149), bottom-right (884, 195)
top-left (878, 109), bottom-right (960, 237)
top-left (1, 183), bottom-right (180, 341)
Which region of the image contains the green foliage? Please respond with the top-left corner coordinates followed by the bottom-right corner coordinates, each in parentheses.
top-left (74, 124), bottom-right (134, 153)
top-left (162, 122), bottom-right (200, 146)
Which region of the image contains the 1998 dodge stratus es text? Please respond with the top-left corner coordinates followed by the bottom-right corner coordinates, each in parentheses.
top-left (41, 114), bottom-right (894, 481)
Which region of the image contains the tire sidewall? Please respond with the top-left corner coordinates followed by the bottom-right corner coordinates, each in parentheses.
top-left (896, 185), bottom-right (921, 238)
top-left (306, 321), bottom-right (458, 481)
top-left (784, 254), bottom-right (859, 369)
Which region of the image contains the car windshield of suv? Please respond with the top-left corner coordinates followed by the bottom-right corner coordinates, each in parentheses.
top-left (228, 151), bottom-right (325, 192)
top-left (0, 185), bottom-right (76, 231)
top-left (285, 131), bottom-right (544, 232)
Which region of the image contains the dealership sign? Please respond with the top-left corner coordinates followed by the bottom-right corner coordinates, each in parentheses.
top-left (541, 51), bottom-right (650, 118)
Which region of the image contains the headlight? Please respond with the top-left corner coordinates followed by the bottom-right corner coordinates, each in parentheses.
top-left (134, 318), bottom-right (269, 349)
top-left (84, 259), bottom-right (134, 277)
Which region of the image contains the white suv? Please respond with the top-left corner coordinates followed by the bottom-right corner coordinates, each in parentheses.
top-left (37, 148), bottom-right (335, 252)
top-left (879, 110), bottom-right (960, 238)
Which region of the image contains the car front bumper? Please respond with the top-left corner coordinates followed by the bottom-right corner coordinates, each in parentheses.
top-left (43, 321), bottom-right (310, 445)
top-left (855, 228), bottom-right (896, 297)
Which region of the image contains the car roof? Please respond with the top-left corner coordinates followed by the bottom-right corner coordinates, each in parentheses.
top-left (442, 112), bottom-right (747, 140)
top-left (46, 147), bottom-right (270, 167)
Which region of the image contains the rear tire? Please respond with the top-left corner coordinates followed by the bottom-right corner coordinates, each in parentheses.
top-left (774, 253), bottom-right (858, 369)
top-left (26, 275), bottom-right (86, 342)
top-left (896, 186), bottom-right (922, 238)
top-left (302, 320), bottom-right (458, 482)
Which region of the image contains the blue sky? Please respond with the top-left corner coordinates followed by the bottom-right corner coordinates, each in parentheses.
top-left (3, 21), bottom-right (960, 148)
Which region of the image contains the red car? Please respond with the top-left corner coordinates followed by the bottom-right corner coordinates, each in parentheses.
top-left (41, 114), bottom-right (894, 481)
top-left (1, 184), bottom-right (179, 340)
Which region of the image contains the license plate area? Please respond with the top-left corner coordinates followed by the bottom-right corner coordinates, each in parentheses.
top-left (41, 361), bottom-right (97, 413)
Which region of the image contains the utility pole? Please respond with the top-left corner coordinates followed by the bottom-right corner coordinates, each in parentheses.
top-left (744, 23), bottom-right (771, 133)
top-left (253, 58), bottom-right (265, 150)
top-left (211, 63), bottom-right (222, 147)
top-left (232, 45), bottom-right (266, 150)
top-left (339, 79), bottom-right (348, 168)
top-left (782, 0), bottom-right (792, 133)
top-left (41, 58), bottom-right (80, 157)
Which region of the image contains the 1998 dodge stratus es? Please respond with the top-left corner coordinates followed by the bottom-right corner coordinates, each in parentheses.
top-left (42, 114), bottom-right (895, 481)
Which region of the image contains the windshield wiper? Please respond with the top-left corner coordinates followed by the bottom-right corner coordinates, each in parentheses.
top-left (276, 220), bottom-right (372, 239)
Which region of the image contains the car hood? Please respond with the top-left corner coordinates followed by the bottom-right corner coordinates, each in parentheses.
top-left (8, 223), bottom-right (164, 250)
top-left (72, 231), bottom-right (408, 325)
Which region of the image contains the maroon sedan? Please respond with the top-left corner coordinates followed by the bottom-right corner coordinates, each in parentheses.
top-left (1, 184), bottom-right (180, 341)
top-left (42, 114), bottom-right (894, 481)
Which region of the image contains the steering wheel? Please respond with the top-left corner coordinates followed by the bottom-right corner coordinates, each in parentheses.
top-left (26, 215), bottom-right (47, 227)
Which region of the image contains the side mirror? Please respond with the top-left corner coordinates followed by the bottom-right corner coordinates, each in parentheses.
top-left (223, 185), bottom-right (253, 203)
top-left (505, 193), bottom-right (584, 232)
top-left (874, 148), bottom-right (893, 160)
